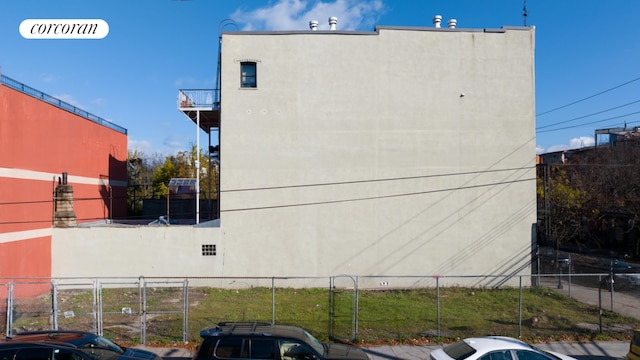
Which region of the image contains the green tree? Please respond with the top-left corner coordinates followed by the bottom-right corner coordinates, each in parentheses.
top-left (127, 145), bottom-right (219, 219)
top-left (127, 149), bottom-right (158, 216)
top-left (538, 165), bottom-right (588, 250)
top-left (152, 157), bottom-right (178, 197)
top-left (147, 145), bottom-right (217, 197)
top-left (539, 138), bottom-right (640, 258)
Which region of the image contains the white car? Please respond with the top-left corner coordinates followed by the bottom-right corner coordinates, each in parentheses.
top-left (430, 337), bottom-right (577, 360)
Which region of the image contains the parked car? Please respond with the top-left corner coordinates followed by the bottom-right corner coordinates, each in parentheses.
top-left (628, 329), bottom-right (640, 360)
top-left (0, 341), bottom-right (149, 360)
top-left (538, 247), bottom-right (572, 273)
top-left (5, 330), bottom-right (161, 360)
top-left (598, 259), bottom-right (640, 291)
top-left (429, 336), bottom-right (577, 360)
top-left (194, 322), bottom-right (370, 360)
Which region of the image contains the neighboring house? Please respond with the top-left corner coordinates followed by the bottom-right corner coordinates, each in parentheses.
top-left (0, 74), bottom-right (128, 295)
top-left (537, 127), bottom-right (640, 258)
top-left (35, 19), bottom-right (536, 289)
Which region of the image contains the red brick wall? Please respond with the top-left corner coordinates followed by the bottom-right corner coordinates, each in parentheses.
top-left (0, 82), bottom-right (127, 284)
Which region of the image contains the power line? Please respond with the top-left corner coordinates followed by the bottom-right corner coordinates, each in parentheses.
top-left (222, 166), bottom-right (536, 193)
top-left (222, 177), bottom-right (535, 213)
top-left (1, 167), bottom-right (538, 208)
top-left (536, 98), bottom-right (640, 130)
top-left (537, 112), bottom-right (640, 134)
top-left (536, 76), bottom-right (640, 117)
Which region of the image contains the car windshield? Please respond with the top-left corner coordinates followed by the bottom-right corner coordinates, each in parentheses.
top-left (81, 337), bottom-right (124, 354)
top-left (302, 330), bottom-right (326, 355)
top-left (442, 340), bottom-right (476, 360)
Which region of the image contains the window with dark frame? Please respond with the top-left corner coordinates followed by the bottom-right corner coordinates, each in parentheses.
top-left (241, 62), bottom-right (257, 88)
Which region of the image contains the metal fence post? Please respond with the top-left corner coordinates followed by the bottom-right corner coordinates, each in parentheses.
top-left (96, 280), bottom-right (102, 336)
top-left (183, 279), bottom-right (189, 342)
top-left (51, 280), bottom-right (58, 330)
top-left (598, 275), bottom-right (602, 333)
top-left (89, 280), bottom-right (94, 334)
top-left (568, 254), bottom-right (572, 298)
top-left (436, 276), bottom-right (441, 337)
top-left (609, 262), bottom-right (615, 313)
top-left (518, 276), bottom-right (523, 337)
top-left (354, 276), bottom-right (359, 342)
top-left (271, 277), bottom-right (275, 324)
top-left (140, 277), bottom-right (147, 345)
top-left (328, 276), bottom-right (334, 339)
top-left (6, 281), bottom-right (13, 336)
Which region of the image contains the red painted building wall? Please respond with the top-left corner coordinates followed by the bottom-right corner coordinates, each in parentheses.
top-left (0, 76), bottom-right (127, 292)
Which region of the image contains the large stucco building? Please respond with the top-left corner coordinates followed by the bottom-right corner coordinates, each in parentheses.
top-left (218, 22), bottom-right (537, 281)
top-left (49, 20), bottom-right (537, 288)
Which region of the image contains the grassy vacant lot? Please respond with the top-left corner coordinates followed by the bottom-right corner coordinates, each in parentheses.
top-left (10, 286), bottom-right (640, 347)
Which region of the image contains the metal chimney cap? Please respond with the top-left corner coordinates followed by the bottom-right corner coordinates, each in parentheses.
top-left (328, 16), bottom-right (338, 30)
top-left (433, 14), bottom-right (442, 28)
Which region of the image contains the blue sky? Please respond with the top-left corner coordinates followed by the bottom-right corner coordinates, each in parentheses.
top-left (2, 0), bottom-right (640, 156)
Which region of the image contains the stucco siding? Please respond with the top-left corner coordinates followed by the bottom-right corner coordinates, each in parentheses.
top-left (51, 226), bottom-right (225, 278)
top-left (213, 27), bottom-right (536, 282)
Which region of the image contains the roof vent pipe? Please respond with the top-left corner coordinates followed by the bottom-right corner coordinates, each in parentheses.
top-left (433, 15), bottom-right (442, 28)
top-left (329, 16), bottom-right (338, 30)
top-left (448, 19), bottom-right (457, 28)
top-left (309, 20), bottom-right (318, 30)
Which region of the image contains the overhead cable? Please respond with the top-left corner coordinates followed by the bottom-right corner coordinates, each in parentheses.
top-left (536, 99), bottom-right (640, 130)
top-left (536, 76), bottom-right (640, 117)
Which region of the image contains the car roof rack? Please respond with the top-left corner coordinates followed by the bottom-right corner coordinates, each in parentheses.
top-left (200, 321), bottom-right (273, 338)
top-left (217, 321), bottom-right (273, 332)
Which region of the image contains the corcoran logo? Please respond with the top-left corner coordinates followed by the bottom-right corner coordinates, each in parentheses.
top-left (19, 19), bottom-right (109, 39)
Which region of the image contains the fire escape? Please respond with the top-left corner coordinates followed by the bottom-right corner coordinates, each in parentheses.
top-left (177, 54), bottom-right (222, 224)
top-left (176, 88), bottom-right (219, 223)
top-left (176, 20), bottom-right (236, 224)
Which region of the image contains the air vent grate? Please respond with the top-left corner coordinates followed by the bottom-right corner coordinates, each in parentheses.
top-left (202, 244), bottom-right (216, 256)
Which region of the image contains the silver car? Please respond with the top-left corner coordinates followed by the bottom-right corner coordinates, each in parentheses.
top-left (430, 336), bottom-right (577, 360)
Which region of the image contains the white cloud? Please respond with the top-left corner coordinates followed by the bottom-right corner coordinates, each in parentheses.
top-left (545, 144), bottom-right (570, 153)
top-left (231, 0), bottom-right (386, 31)
top-left (540, 136), bottom-right (595, 154)
top-left (40, 73), bottom-right (59, 82)
top-left (129, 139), bottom-right (153, 154)
top-left (53, 93), bottom-right (85, 109)
top-left (568, 136), bottom-right (595, 149)
top-left (92, 97), bottom-right (107, 107)
top-left (163, 138), bottom-right (184, 150)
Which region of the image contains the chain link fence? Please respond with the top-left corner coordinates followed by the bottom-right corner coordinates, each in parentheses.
top-left (1, 273), bottom-right (638, 345)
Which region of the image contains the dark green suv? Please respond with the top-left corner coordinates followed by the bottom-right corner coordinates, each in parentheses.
top-left (194, 322), bottom-right (370, 360)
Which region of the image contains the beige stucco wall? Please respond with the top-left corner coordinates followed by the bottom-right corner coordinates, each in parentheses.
top-left (51, 26), bottom-right (537, 288)
top-left (217, 26), bottom-right (537, 283)
top-left (52, 226), bottom-right (224, 278)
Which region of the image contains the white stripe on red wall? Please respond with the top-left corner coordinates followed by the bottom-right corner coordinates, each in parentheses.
top-left (0, 167), bottom-right (127, 187)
